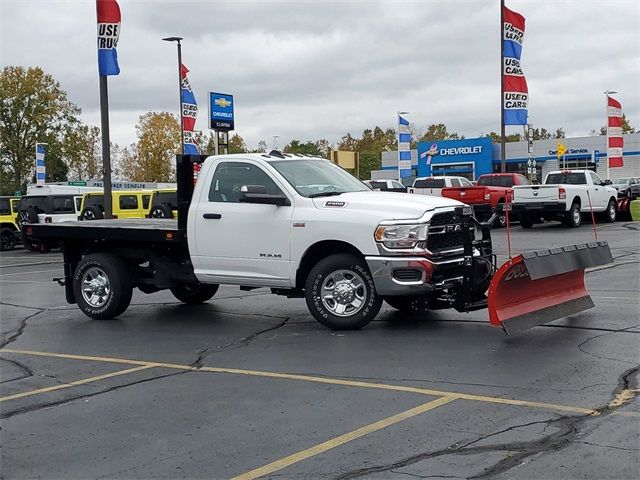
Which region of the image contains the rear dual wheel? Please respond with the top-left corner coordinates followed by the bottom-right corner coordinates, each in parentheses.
top-left (73, 254), bottom-right (132, 319)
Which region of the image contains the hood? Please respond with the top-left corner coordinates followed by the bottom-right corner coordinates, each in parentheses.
top-left (312, 191), bottom-right (463, 220)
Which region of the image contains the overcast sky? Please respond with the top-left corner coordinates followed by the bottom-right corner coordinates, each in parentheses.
top-left (2, 0), bottom-right (639, 150)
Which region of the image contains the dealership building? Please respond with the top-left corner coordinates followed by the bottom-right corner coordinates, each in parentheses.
top-left (373, 132), bottom-right (640, 184)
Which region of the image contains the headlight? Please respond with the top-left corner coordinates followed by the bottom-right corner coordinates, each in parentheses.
top-left (374, 224), bottom-right (428, 249)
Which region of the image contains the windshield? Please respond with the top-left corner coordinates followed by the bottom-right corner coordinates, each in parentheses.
top-left (478, 176), bottom-right (514, 187)
top-left (269, 159), bottom-right (368, 198)
top-left (545, 173), bottom-right (587, 185)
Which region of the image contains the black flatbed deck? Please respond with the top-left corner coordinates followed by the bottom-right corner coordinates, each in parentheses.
top-left (26, 219), bottom-right (186, 244)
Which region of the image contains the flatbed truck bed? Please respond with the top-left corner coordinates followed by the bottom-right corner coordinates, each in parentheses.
top-left (24, 219), bottom-right (185, 244)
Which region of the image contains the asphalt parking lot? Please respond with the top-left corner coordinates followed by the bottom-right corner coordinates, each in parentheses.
top-left (1, 221), bottom-right (639, 479)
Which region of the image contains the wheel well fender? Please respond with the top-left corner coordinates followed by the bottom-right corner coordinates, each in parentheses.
top-left (296, 240), bottom-right (364, 290)
top-left (0, 223), bottom-right (17, 231)
top-left (571, 196), bottom-right (581, 207)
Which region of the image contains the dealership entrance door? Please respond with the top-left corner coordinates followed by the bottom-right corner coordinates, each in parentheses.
top-left (431, 162), bottom-right (475, 181)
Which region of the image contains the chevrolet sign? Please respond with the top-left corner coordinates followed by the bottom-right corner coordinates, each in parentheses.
top-left (209, 92), bottom-right (235, 131)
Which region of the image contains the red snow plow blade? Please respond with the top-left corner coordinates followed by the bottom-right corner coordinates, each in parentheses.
top-left (487, 241), bottom-right (613, 335)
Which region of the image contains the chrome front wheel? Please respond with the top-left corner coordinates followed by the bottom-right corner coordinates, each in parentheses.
top-left (320, 269), bottom-right (367, 317)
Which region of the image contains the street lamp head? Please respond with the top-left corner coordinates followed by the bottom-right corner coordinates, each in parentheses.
top-left (162, 36), bottom-right (183, 43)
top-left (604, 90), bottom-right (617, 95)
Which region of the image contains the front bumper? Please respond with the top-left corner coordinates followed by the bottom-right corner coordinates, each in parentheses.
top-left (512, 202), bottom-right (566, 213)
top-left (365, 255), bottom-right (465, 296)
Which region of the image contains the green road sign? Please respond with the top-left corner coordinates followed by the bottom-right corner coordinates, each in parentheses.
top-left (68, 181), bottom-right (87, 186)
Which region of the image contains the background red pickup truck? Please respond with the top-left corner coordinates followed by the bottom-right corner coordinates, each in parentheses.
top-left (441, 173), bottom-right (531, 227)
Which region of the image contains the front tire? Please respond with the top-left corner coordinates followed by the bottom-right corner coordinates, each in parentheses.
top-left (564, 202), bottom-right (582, 228)
top-left (603, 199), bottom-right (617, 223)
top-left (305, 253), bottom-right (382, 330)
top-left (170, 284), bottom-right (219, 304)
top-left (73, 254), bottom-right (133, 319)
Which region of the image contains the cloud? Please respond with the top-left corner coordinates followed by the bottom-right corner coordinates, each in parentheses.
top-left (2, 0), bottom-right (638, 150)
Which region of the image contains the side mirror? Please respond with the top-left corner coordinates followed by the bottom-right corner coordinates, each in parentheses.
top-left (239, 185), bottom-right (291, 206)
top-left (603, 179), bottom-right (612, 186)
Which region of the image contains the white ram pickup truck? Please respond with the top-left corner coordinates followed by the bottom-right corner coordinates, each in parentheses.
top-left (408, 176), bottom-right (473, 196)
top-left (25, 152), bottom-right (497, 330)
top-left (512, 170), bottom-right (618, 228)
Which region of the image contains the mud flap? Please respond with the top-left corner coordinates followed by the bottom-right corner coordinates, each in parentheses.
top-left (487, 241), bottom-right (613, 334)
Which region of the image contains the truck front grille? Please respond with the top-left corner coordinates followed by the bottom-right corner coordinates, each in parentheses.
top-left (427, 211), bottom-right (464, 254)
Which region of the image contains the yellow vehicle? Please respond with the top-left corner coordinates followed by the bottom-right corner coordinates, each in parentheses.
top-left (147, 189), bottom-right (178, 218)
top-left (79, 190), bottom-right (152, 220)
top-left (0, 196), bottom-right (21, 250)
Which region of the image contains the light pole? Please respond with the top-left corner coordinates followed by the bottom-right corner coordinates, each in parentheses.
top-left (603, 90), bottom-right (617, 180)
top-left (163, 36), bottom-right (185, 155)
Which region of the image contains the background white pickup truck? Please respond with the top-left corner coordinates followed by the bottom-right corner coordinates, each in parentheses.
top-left (408, 176), bottom-right (473, 196)
top-left (512, 170), bottom-right (618, 228)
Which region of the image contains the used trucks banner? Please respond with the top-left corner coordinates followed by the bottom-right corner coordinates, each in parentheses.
top-left (503, 5), bottom-right (528, 125)
top-left (180, 64), bottom-right (200, 155)
top-left (96, 0), bottom-right (121, 76)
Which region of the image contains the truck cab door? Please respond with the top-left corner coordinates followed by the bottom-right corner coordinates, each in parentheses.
top-left (192, 161), bottom-right (294, 287)
top-left (589, 171), bottom-right (608, 209)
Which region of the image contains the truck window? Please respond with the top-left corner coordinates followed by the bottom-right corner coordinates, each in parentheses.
top-left (20, 196), bottom-right (48, 214)
top-left (209, 162), bottom-right (283, 203)
top-left (589, 171), bottom-right (603, 185)
top-left (413, 178), bottom-right (445, 188)
top-left (51, 196), bottom-right (75, 213)
top-left (478, 176), bottom-right (515, 187)
top-left (155, 192), bottom-right (177, 208)
top-left (450, 179), bottom-right (461, 187)
top-left (142, 195), bottom-right (150, 210)
top-left (545, 173), bottom-right (587, 185)
top-left (119, 195), bottom-right (139, 210)
top-left (460, 178), bottom-right (473, 187)
top-left (85, 194), bottom-right (104, 209)
top-left (74, 197), bottom-right (82, 212)
top-left (0, 198), bottom-right (10, 215)
top-left (369, 181), bottom-right (387, 190)
top-left (11, 199), bottom-right (20, 212)
top-left (391, 181), bottom-right (405, 189)
top-left (517, 175), bottom-right (531, 185)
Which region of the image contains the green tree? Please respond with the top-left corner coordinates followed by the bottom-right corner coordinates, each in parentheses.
top-left (358, 152), bottom-right (381, 180)
top-left (284, 139), bottom-right (330, 156)
top-left (228, 133), bottom-right (247, 153)
top-left (481, 131), bottom-right (522, 142)
top-left (64, 124), bottom-right (101, 180)
top-left (121, 111), bottom-right (180, 182)
top-left (0, 66), bottom-right (81, 194)
top-left (591, 114), bottom-right (636, 136)
top-left (417, 123), bottom-right (462, 143)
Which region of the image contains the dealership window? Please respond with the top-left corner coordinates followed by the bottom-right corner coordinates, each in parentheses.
top-left (558, 156), bottom-right (596, 172)
top-left (493, 162), bottom-right (542, 181)
top-left (431, 163), bottom-right (474, 181)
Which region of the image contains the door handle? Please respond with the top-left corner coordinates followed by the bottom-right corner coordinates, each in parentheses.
top-left (203, 213), bottom-right (222, 219)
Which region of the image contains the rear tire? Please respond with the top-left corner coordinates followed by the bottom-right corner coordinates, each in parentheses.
top-left (603, 199), bottom-right (617, 223)
top-left (564, 202), bottom-right (582, 228)
top-left (170, 284), bottom-right (219, 304)
top-left (17, 207), bottom-right (38, 227)
top-left (73, 254), bottom-right (133, 320)
top-left (150, 204), bottom-right (173, 218)
top-left (520, 213), bottom-right (534, 229)
top-left (81, 206), bottom-right (104, 221)
top-left (0, 228), bottom-right (17, 251)
top-left (305, 253), bottom-right (382, 330)
top-left (494, 204), bottom-right (507, 228)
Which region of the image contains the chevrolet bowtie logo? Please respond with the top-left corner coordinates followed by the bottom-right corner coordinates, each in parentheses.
top-left (214, 97), bottom-right (232, 108)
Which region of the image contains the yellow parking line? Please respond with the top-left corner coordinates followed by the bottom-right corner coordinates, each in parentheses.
top-left (1, 349), bottom-right (596, 414)
top-left (0, 365), bottom-right (155, 402)
top-left (231, 396), bottom-right (457, 480)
